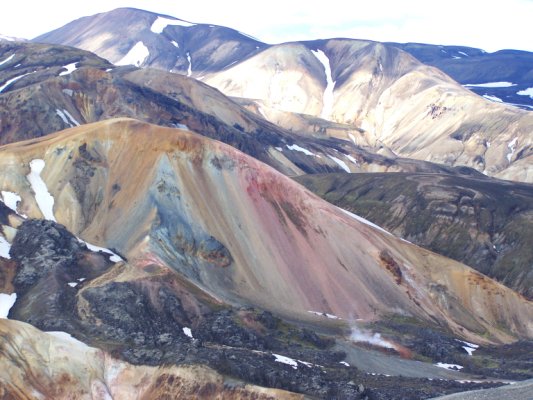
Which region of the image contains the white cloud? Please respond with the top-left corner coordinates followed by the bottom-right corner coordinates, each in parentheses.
top-left (1, 0), bottom-right (532, 52)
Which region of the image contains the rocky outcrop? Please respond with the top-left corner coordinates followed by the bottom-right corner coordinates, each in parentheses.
top-left (10, 219), bottom-right (85, 290)
top-left (0, 319), bottom-right (305, 400)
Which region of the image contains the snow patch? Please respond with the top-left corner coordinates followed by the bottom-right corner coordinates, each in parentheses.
top-left (27, 159), bottom-right (56, 221)
top-left (483, 95), bottom-right (502, 103)
top-left (464, 82), bottom-right (516, 88)
top-left (0, 53), bottom-right (15, 66)
top-left (339, 207), bottom-right (392, 236)
top-left (339, 361), bottom-right (350, 367)
top-left (0, 71), bottom-right (35, 93)
top-left (311, 49), bottom-right (336, 120)
top-left (297, 360), bottom-right (313, 368)
top-left (328, 155), bottom-right (350, 172)
top-left (186, 52), bottom-right (192, 76)
top-left (183, 327), bottom-right (193, 339)
top-left (348, 133), bottom-right (357, 144)
top-left (59, 62), bottom-right (78, 76)
top-left (68, 282), bottom-right (78, 288)
top-left (56, 109), bottom-right (79, 127)
top-left (345, 154), bottom-right (358, 165)
top-left (174, 123), bottom-right (189, 131)
top-left (1, 191), bottom-right (24, 216)
top-left (507, 137), bottom-right (518, 163)
top-left (0, 293), bottom-right (16, 318)
top-left (457, 339), bottom-right (479, 356)
top-left (286, 144), bottom-right (316, 157)
top-left (171, 40), bottom-right (179, 48)
top-left (46, 331), bottom-right (90, 349)
top-left (517, 87), bottom-right (533, 99)
top-left (435, 362), bottom-right (463, 371)
top-left (0, 235), bottom-right (11, 259)
top-left (308, 311), bottom-right (342, 320)
top-left (273, 354), bottom-right (298, 369)
top-left (257, 106), bottom-right (268, 119)
top-left (151, 16), bottom-right (194, 33)
top-left (63, 110), bottom-right (80, 126)
top-left (458, 51), bottom-right (469, 57)
top-left (81, 239), bottom-right (122, 263)
top-left (116, 42), bottom-right (149, 67)
top-left (275, 147), bottom-right (283, 152)
top-left (457, 339), bottom-right (479, 349)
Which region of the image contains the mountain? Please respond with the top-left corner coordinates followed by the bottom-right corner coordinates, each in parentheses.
top-left (204, 39), bottom-right (533, 183)
top-left (390, 43), bottom-right (533, 110)
top-left (1, 118), bottom-right (531, 340)
top-left (31, 8), bottom-right (533, 183)
top-left (1, 40), bottom-right (489, 180)
top-left (33, 8), bottom-right (533, 112)
top-left (0, 7), bottom-right (530, 397)
top-left (0, 118), bottom-right (532, 398)
top-left (295, 172), bottom-right (533, 299)
top-left (33, 7), bottom-right (266, 75)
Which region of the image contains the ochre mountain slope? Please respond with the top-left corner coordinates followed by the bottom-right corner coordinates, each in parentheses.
top-left (0, 118), bottom-right (531, 344)
top-left (205, 40), bottom-right (533, 182)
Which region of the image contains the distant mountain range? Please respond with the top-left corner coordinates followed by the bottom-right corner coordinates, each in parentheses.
top-left (34, 7), bottom-right (533, 111)
top-left (32, 8), bottom-right (533, 183)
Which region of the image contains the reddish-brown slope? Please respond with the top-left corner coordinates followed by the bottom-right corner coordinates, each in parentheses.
top-left (0, 118), bottom-right (531, 343)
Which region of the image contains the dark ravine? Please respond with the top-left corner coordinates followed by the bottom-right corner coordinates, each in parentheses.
top-left (295, 172), bottom-right (533, 300)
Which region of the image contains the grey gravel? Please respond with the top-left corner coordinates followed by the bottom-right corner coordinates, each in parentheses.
top-left (430, 379), bottom-right (533, 400)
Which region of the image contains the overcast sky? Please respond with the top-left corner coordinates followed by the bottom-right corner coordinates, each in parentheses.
top-left (2, 0), bottom-right (532, 52)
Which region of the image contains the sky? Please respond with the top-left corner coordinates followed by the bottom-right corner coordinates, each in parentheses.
top-left (1, 0), bottom-right (532, 52)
